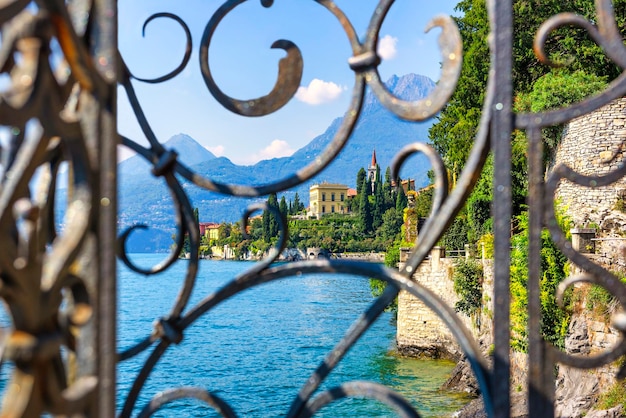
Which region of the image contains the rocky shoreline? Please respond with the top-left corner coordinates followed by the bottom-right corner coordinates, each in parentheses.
top-left (440, 310), bottom-right (624, 417)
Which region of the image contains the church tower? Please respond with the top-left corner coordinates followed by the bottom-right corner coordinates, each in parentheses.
top-left (367, 149), bottom-right (378, 193)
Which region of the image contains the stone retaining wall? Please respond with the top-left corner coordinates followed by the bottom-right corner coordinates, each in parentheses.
top-left (396, 253), bottom-right (494, 360)
top-left (554, 97), bottom-right (626, 226)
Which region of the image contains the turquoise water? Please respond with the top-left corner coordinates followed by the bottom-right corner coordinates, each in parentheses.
top-left (0, 254), bottom-right (470, 416)
top-left (117, 255), bottom-right (469, 417)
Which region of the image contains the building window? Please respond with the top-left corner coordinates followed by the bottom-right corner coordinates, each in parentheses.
top-left (331, 206), bottom-right (335, 213)
top-left (322, 205), bottom-right (326, 213)
top-left (331, 193), bottom-right (335, 202)
top-left (340, 193), bottom-right (344, 202)
top-left (322, 193), bottom-right (326, 202)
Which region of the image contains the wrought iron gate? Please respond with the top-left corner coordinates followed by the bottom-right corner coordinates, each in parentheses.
top-left (0, 0), bottom-right (625, 416)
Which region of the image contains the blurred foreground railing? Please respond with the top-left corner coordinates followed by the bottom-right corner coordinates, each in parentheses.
top-left (1, 1), bottom-right (626, 417)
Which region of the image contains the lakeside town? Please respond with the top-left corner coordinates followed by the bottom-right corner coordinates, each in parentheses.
top-left (184, 150), bottom-right (433, 265)
top-left (3, 0), bottom-right (626, 416)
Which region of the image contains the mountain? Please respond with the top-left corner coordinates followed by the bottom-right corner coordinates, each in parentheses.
top-left (119, 133), bottom-right (216, 177)
top-left (118, 73), bottom-right (437, 252)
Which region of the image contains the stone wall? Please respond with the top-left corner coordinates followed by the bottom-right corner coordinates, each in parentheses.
top-left (554, 97), bottom-right (626, 226)
top-left (396, 252), bottom-right (494, 360)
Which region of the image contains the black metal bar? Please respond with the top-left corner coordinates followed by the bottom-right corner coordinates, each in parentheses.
top-left (490, 0), bottom-right (513, 416)
top-left (0, 0), bottom-right (625, 416)
top-left (93, 0), bottom-right (118, 415)
top-left (527, 126), bottom-right (553, 417)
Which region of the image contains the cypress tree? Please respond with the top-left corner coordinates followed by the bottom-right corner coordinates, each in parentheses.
top-left (268, 193), bottom-right (279, 238)
top-left (356, 167), bottom-right (366, 192)
top-left (383, 166), bottom-right (394, 211)
top-left (359, 176), bottom-right (373, 235)
top-left (293, 192), bottom-right (302, 214)
top-left (263, 193), bottom-right (280, 242)
top-left (279, 196), bottom-right (288, 217)
top-left (372, 176), bottom-right (385, 230)
top-left (396, 187), bottom-right (408, 213)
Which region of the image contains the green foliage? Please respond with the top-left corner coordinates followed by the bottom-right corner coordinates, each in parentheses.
top-left (453, 258), bottom-right (483, 317)
top-left (359, 176), bottom-right (374, 235)
top-left (395, 187), bottom-right (408, 213)
top-left (587, 284), bottom-right (615, 321)
top-left (369, 278), bottom-right (398, 312)
top-left (515, 70), bottom-right (608, 154)
top-left (614, 195), bottom-right (626, 213)
top-left (384, 243), bottom-right (400, 268)
top-left (356, 167), bottom-right (366, 193)
top-left (430, 0), bottom-right (625, 246)
top-left (369, 240), bottom-right (402, 313)
top-left (467, 156), bottom-right (494, 243)
top-left (441, 216), bottom-right (470, 251)
top-left (290, 192), bottom-right (304, 215)
top-left (378, 208), bottom-right (403, 243)
top-left (279, 196), bottom-right (288, 217)
top-left (510, 209), bottom-right (573, 352)
top-left (477, 233), bottom-right (494, 259)
top-left (262, 193), bottom-right (280, 242)
top-left (596, 380), bottom-right (626, 410)
top-left (413, 187), bottom-right (433, 219)
top-left (586, 272), bottom-right (626, 324)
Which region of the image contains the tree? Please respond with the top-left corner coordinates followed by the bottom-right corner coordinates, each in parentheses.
top-left (279, 196), bottom-right (288, 218)
top-left (356, 167), bottom-right (366, 191)
top-left (292, 192), bottom-right (303, 214)
top-left (262, 193), bottom-right (279, 242)
top-left (359, 176), bottom-right (373, 235)
top-left (383, 166), bottom-right (394, 211)
top-left (395, 187), bottom-right (408, 213)
top-left (429, 0), bottom-right (626, 243)
top-left (372, 166), bottom-right (385, 231)
top-left (379, 208), bottom-right (403, 243)
top-left (181, 206), bottom-right (200, 256)
top-left (218, 222), bottom-right (231, 241)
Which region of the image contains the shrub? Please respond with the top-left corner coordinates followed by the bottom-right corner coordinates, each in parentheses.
top-left (597, 380), bottom-right (626, 410)
top-left (453, 258), bottom-right (483, 317)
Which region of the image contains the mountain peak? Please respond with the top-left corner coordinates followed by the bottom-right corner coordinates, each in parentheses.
top-left (388, 73), bottom-right (436, 101)
top-left (362, 73), bottom-right (436, 113)
top-left (164, 134), bottom-right (216, 166)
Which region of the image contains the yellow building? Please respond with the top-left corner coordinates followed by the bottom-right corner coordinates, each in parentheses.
top-left (308, 183), bottom-right (349, 219)
top-left (199, 222), bottom-right (220, 241)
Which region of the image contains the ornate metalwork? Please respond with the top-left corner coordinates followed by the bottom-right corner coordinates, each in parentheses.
top-left (0, 0), bottom-right (625, 416)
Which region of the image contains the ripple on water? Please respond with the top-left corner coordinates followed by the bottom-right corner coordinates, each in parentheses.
top-left (0, 255), bottom-right (471, 417)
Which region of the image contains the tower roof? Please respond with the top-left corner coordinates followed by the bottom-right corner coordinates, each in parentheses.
top-left (371, 149), bottom-right (377, 167)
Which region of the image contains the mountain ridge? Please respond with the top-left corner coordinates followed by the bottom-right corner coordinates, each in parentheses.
top-left (118, 73), bottom-right (437, 252)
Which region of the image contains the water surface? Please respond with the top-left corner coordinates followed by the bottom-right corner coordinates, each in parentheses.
top-left (117, 255), bottom-right (470, 417)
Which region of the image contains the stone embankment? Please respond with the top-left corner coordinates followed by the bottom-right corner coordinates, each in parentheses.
top-left (420, 98), bottom-right (626, 417)
top-left (396, 247), bottom-right (493, 360)
top-left (207, 245), bottom-right (384, 262)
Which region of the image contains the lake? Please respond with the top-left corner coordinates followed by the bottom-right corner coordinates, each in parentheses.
top-left (0, 254), bottom-right (470, 416)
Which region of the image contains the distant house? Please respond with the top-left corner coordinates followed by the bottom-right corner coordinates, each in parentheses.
top-left (199, 222), bottom-right (220, 241)
top-left (400, 179), bottom-right (415, 193)
top-left (308, 183), bottom-right (349, 219)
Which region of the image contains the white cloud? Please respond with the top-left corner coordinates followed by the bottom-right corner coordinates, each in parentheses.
top-left (207, 145), bottom-right (225, 157)
top-left (257, 139), bottom-right (295, 160)
top-left (295, 79), bottom-right (345, 105)
top-left (236, 139), bottom-right (295, 165)
top-left (117, 146), bottom-right (136, 162)
top-left (378, 34), bottom-right (398, 60)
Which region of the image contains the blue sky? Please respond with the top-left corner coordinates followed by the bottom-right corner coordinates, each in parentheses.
top-left (117, 1), bottom-right (460, 164)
